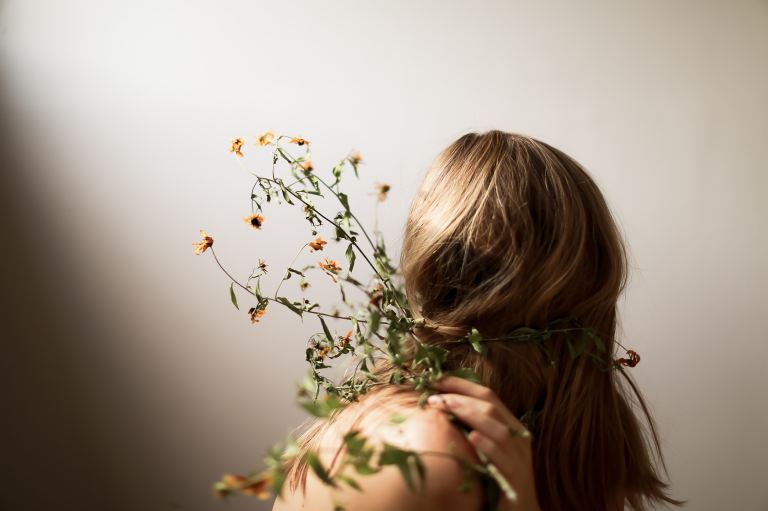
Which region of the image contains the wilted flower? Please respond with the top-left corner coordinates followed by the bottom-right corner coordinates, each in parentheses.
top-left (300, 160), bottom-right (314, 174)
top-left (256, 131), bottom-right (275, 146)
top-left (193, 229), bottom-right (214, 255)
top-left (229, 138), bottom-right (245, 157)
top-left (318, 258), bottom-right (342, 283)
top-left (349, 150), bottom-right (362, 166)
top-left (257, 258), bottom-right (268, 274)
top-left (248, 306), bottom-right (266, 324)
top-left (289, 136), bottom-right (310, 146)
top-left (308, 236), bottom-right (327, 252)
top-left (375, 183), bottom-right (390, 202)
top-left (243, 213), bottom-right (265, 229)
top-left (616, 350), bottom-right (641, 368)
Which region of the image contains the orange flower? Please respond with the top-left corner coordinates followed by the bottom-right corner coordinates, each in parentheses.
top-left (337, 329), bottom-right (353, 349)
top-left (318, 258), bottom-right (341, 283)
top-left (240, 471), bottom-right (272, 500)
top-left (616, 350), bottom-right (641, 368)
top-left (308, 236), bottom-right (327, 252)
top-left (317, 345), bottom-right (330, 358)
top-left (349, 150), bottom-right (362, 166)
top-left (256, 130), bottom-right (275, 146)
top-left (193, 229), bottom-right (214, 255)
top-left (221, 474), bottom-right (247, 488)
top-left (248, 306), bottom-right (266, 324)
top-left (375, 183), bottom-right (390, 202)
top-left (289, 136), bottom-right (310, 146)
top-left (300, 160), bottom-right (314, 174)
top-left (229, 138), bottom-right (245, 157)
top-left (243, 213), bottom-right (265, 229)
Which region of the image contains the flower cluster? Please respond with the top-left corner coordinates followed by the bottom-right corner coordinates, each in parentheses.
top-left (195, 132), bottom-right (640, 510)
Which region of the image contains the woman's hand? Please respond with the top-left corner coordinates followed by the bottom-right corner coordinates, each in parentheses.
top-left (426, 376), bottom-right (541, 511)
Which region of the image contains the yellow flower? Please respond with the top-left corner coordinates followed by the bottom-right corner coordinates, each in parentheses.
top-left (308, 236), bottom-right (327, 252)
top-left (376, 183), bottom-right (390, 202)
top-left (248, 306), bottom-right (266, 324)
top-left (193, 229), bottom-right (214, 255)
top-left (300, 160), bottom-right (314, 174)
top-left (256, 130), bottom-right (275, 146)
top-left (243, 213), bottom-right (265, 229)
top-left (289, 136), bottom-right (310, 146)
top-left (299, 279), bottom-right (310, 291)
top-left (349, 150), bottom-right (362, 166)
top-left (229, 138), bottom-right (245, 157)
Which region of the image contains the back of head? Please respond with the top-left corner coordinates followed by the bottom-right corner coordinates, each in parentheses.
top-left (398, 130), bottom-right (680, 510)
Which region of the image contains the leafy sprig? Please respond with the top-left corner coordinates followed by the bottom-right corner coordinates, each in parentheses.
top-left (196, 133), bottom-right (640, 510)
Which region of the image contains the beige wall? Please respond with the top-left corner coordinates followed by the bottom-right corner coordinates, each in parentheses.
top-left (1, 1), bottom-right (766, 510)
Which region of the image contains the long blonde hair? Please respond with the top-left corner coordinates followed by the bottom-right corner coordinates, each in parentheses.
top-left (288, 130), bottom-right (682, 510)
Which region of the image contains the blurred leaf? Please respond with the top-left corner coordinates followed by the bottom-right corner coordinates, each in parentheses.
top-left (345, 243), bottom-right (356, 272)
top-left (229, 283), bottom-right (239, 310)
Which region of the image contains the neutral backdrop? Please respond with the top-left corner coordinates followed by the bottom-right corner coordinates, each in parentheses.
top-left (1, 1), bottom-right (766, 510)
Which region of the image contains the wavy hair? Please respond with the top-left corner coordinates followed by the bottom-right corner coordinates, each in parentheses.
top-left (288, 130), bottom-right (683, 510)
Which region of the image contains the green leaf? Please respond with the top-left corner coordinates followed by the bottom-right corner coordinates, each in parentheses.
top-left (467, 327), bottom-right (485, 354)
top-left (338, 192), bottom-right (350, 211)
top-left (345, 243), bottom-right (356, 272)
top-left (445, 368), bottom-right (482, 383)
top-left (277, 296), bottom-right (303, 317)
top-left (319, 316), bottom-right (334, 343)
top-left (389, 413), bottom-right (407, 425)
top-left (305, 452), bottom-right (336, 487)
top-left (229, 283), bottom-right (239, 310)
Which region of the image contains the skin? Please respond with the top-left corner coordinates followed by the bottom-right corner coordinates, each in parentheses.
top-left (272, 377), bottom-right (542, 511)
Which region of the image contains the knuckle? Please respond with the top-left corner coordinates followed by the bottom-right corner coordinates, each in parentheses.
top-left (479, 402), bottom-right (495, 417)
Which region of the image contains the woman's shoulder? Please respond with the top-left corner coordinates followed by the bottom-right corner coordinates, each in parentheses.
top-left (273, 386), bottom-right (483, 511)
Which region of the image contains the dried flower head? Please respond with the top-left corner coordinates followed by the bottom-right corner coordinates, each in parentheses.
top-left (300, 160), bottom-right (314, 174)
top-left (258, 258), bottom-right (268, 274)
top-left (229, 138), bottom-right (245, 157)
top-left (289, 136), bottom-right (310, 146)
top-left (318, 257), bottom-right (342, 283)
top-left (243, 213), bottom-right (265, 229)
top-left (256, 131), bottom-right (275, 146)
top-left (376, 183), bottom-right (391, 202)
top-left (193, 229), bottom-right (214, 255)
top-left (248, 306), bottom-right (266, 324)
top-left (308, 236), bottom-right (327, 252)
top-left (616, 350), bottom-right (641, 367)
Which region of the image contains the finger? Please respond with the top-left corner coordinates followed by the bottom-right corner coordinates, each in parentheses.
top-left (427, 393), bottom-right (519, 444)
top-left (466, 430), bottom-right (521, 478)
top-left (433, 377), bottom-right (524, 431)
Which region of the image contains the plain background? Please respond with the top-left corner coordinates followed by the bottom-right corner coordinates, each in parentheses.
top-left (1, 1), bottom-right (766, 510)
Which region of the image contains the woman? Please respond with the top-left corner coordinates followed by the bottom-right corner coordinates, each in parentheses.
top-left (273, 130), bottom-right (682, 510)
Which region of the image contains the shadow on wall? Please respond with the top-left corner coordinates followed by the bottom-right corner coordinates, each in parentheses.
top-left (0, 118), bottom-right (122, 510)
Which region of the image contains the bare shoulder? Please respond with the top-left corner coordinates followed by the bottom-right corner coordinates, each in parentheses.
top-left (273, 387), bottom-right (483, 511)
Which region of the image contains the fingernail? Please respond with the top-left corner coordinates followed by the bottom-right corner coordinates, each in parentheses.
top-left (427, 394), bottom-right (442, 405)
